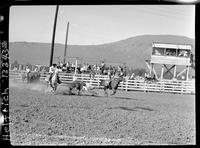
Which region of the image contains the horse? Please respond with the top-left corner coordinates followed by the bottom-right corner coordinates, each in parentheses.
top-left (22, 71), bottom-right (40, 83)
top-left (67, 80), bottom-right (86, 95)
top-left (99, 76), bottom-right (125, 96)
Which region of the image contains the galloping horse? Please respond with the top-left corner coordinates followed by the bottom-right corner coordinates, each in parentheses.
top-left (99, 76), bottom-right (125, 96)
top-left (67, 80), bottom-right (86, 95)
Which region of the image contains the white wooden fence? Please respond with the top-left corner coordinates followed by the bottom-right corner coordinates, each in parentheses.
top-left (9, 70), bottom-right (195, 95)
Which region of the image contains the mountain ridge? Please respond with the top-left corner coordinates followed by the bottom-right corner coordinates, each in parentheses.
top-left (10, 35), bottom-right (195, 70)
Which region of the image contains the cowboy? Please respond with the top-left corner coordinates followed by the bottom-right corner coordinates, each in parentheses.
top-left (26, 66), bottom-right (31, 82)
top-left (26, 65), bottom-right (31, 73)
top-left (48, 63), bottom-right (57, 84)
top-left (55, 66), bottom-right (62, 84)
top-left (100, 61), bottom-right (105, 74)
top-left (107, 69), bottom-right (116, 88)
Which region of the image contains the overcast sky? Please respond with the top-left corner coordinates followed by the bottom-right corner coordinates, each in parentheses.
top-left (9, 5), bottom-right (195, 45)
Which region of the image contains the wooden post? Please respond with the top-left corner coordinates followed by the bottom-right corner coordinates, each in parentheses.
top-left (186, 66), bottom-right (190, 81)
top-left (19, 64), bottom-right (21, 71)
top-left (81, 73), bottom-right (83, 81)
top-left (50, 5), bottom-right (59, 67)
top-left (161, 65), bottom-right (164, 80)
top-left (90, 78), bottom-right (92, 86)
top-left (75, 59), bottom-right (77, 75)
top-left (150, 63), bottom-right (152, 76)
top-left (97, 76), bottom-right (100, 88)
top-left (126, 78), bottom-right (128, 91)
top-left (173, 65), bottom-right (177, 79)
top-left (63, 22), bottom-right (69, 64)
top-left (73, 59), bottom-right (77, 81)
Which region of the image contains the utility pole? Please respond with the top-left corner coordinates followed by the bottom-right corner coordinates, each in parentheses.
top-left (63, 22), bottom-right (69, 64)
top-left (49, 5), bottom-right (59, 67)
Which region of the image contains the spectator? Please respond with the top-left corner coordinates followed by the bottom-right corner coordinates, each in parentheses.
top-left (34, 67), bottom-right (38, 72)
top-left (130, 73), bottom-right (135, 79)
top-left (100, 61), bottom-right (106, 74)
top-left (13, 66), bottom-right (18, 71)
top-left (48, 63), bottom-right (57, 84)
top-left (26, 66), bottom-right (31, 73)
top-left (62, 63), bottom-right (67, 72)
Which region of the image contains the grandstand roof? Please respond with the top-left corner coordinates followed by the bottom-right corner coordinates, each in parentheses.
top-left (152, 42), bottom-right (192, 50)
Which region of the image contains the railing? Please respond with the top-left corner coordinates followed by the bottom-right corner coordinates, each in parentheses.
top-left (9, 70), bottom-right (195, 95)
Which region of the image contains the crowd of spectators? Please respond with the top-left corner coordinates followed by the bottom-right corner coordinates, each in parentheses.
top-left (10, 60), bottom-right (146, 79)
top-left (57, 61), bottom-right (127, 77)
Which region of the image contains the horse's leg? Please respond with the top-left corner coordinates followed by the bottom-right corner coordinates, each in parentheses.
top-left (77, 90), bottom-right (81, 96)
top-left (91, 90), bottom-right (98, 96)
top-left (54, 84), bottom-right (57, 92)
top-left (104, 87), bottom-right (108, 97)
top-left (51, 86), bottom-right (55, 93)
top-left (50, 83), bottom-right (55, 93)
top-left (110, 89), bottom-right (116, 96)
top-left (69, 88), bottom-right (72, 95)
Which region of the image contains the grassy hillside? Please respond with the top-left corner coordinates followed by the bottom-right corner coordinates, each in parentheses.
top-left (9, 35), bottom-right (195, 70)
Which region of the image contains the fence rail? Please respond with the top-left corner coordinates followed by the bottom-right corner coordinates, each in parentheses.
top-left (9, 70), bottom-right (195, 95)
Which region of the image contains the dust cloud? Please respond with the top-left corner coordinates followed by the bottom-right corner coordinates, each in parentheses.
top-left (9, 79), bottom-right (51, 93)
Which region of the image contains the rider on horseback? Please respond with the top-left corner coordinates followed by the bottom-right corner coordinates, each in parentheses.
top-left (106, 67), bottom-right (124, 89)
top-left (48, 63), bottom-right (57, 85)
top-left (55, 66), bottom-right (62, 84)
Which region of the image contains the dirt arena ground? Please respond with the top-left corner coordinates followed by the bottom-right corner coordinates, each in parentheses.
top-left (9, 80), bottom-right (195, 145)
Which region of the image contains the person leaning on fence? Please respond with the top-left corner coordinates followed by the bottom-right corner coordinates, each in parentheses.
top-left (48, 63), bottom-right (57, 84)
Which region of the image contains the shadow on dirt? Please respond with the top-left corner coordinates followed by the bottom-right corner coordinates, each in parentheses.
top-left (82, 94), bottom-right (102, 98)
top-left (54, 91), bottom-right (102, 98)
top-left (107, 106), bottom-right (137, 112)
top-left (113, 96), bottom-right (140, 101)
top-left (134, 106), bottom-right (155, 111)
top-left (107, 106), bottom-right (155, 112)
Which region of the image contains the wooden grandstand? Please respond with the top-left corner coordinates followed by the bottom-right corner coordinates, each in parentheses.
top-left (145, 42), bottom-right (195, 81)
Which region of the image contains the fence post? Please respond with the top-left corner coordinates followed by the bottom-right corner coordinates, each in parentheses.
top-left (126, 78), bottom-right (128, 91)
top-left (81, 73), bottom-right (83, 81)
top-left (144, 81), bottom-right (147, 92)
top-left (90, 78), bottom-right (92, 86)
top-left (18, 64), bottom-right (21, 71)
top-left (181, 81), bottom-right (184, 94)
top-left (97, 75), bottom-right (100, 88)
